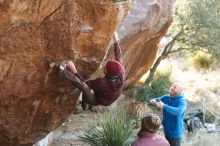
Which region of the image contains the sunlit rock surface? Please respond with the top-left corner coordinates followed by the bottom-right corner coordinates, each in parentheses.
top-left (0, 0), bottom-right (173, 145)
top-left (118, 0), bottom-right (173, 85)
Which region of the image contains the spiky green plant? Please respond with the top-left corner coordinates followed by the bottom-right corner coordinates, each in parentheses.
top-left (78, 112), bottom-right (136, 146)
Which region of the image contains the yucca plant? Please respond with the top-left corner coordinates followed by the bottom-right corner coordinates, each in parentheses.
top-left (78, 111), bottom-right (136, 146)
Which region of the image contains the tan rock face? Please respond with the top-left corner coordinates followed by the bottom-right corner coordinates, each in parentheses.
top-left (0, 0), bottom-right (173, 145)
top-left (117, 0), bottom-right (173, 85)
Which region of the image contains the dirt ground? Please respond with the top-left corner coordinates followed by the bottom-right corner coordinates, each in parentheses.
top-left (49, 59), bottom-right (220, 146)
top-left (50, 111), bottom-right (99, 146)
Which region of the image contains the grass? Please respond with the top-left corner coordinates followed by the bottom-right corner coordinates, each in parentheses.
top-left (204, 107), bottom-right (217, 123)
top-left (191, 52), bottom-right (216, 70)
top-left (183, 131), bottom-right (220, 146)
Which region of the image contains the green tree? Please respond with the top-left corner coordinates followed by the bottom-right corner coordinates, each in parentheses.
top-left (145, 0), bottom-right (220, 84)
top-left (135, 71), bottom-right (171, 102)
top-left (174, 0), bottom-right (220, 59)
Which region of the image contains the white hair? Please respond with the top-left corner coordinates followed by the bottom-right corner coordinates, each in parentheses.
top-left (172, 82), bottom-right (183, 92)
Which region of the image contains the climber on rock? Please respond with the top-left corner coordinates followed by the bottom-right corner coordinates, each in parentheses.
top-left (48, 32), bottom-right (125, 108)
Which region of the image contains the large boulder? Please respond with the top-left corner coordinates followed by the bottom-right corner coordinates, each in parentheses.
top-left (0, 0), bottom-right (173, 145)
top-left (118, 0), bottom-right (173, 85)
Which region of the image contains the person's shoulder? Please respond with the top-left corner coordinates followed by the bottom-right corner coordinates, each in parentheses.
top-left (161, 94), bottom-right (170, 99)
top-left (87, 78), bottom-right (111, 91)
top-left (155, 134), bottom-right (170, 145)
top-left (131, 139), bottom-right (142, 146)
top-left (164, 94), bottom-right (170, 97)
top-left (155, 134), bottom-right (167, 140)
top-left (178, 93), bottom-right (186, 100)
top-left (131, 139), bottom-right (140, 146)
top-left (176, 93), bottom-right (187, 106)
top-left (179, 92), bottom-right (185, 97)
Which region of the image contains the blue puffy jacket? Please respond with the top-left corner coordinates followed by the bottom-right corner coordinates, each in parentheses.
top-left (155, 93), bottom-right (187, 138)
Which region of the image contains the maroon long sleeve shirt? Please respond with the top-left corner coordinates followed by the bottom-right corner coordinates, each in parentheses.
top-left (78, 42), bottom-right (125, 106)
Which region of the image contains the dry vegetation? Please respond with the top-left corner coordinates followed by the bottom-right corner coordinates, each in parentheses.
top-left (49, 57), bottom-right (220, 146)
